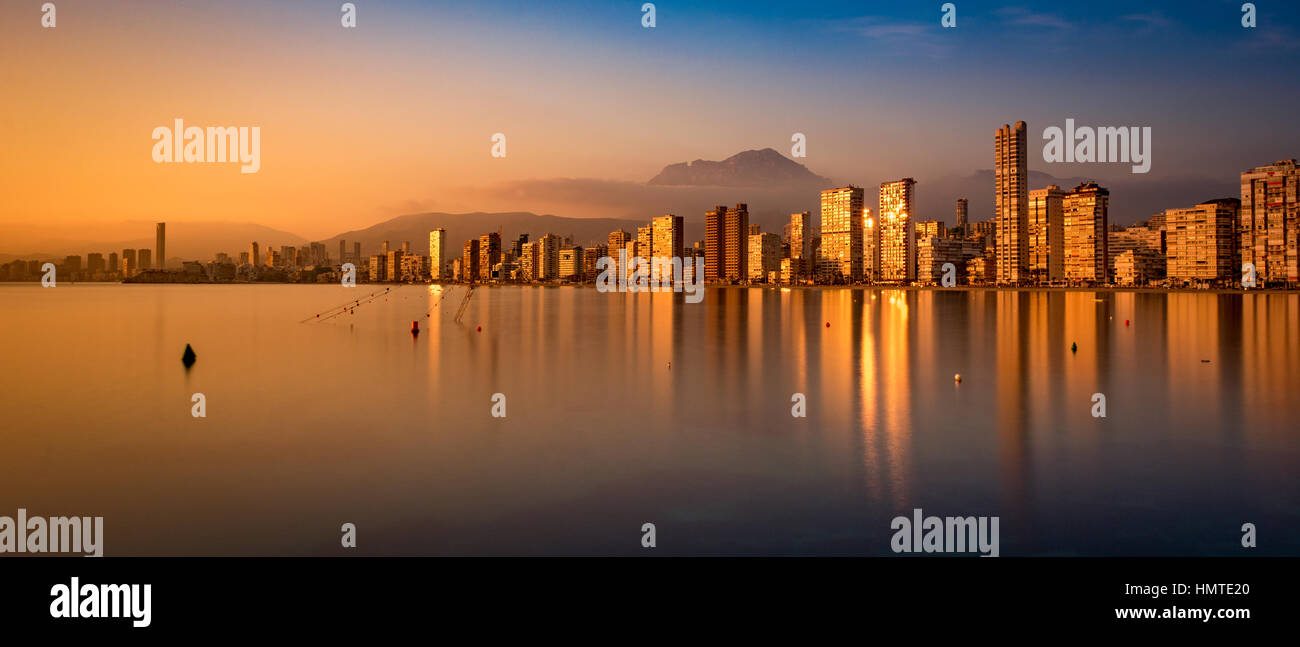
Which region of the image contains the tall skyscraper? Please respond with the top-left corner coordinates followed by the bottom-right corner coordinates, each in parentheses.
top-left (1166, 198), bottom-right (1240, 284)
top-left (724, 204), bottom-right (749, 281)
top-left (429, 229), bottom-right (448, 280)
top-left (995, 121), bottom-right (1030, 284)
top-left (1063, 182), bottom-right (1110, 284)
top-left (956, 198), bottom-right (969, 231)
top-left (1240, 159), bottom-right (1299, 286)
top-left (863, 209), bottom-right (878, 282)
top-left (1029, 185), bottom-right (1065, 283)
top-left (879, 179), bottom-right (917, 282)
top-left (352, 242), bottom-right (361, 265)
top-left (155, 222), bottom-right (166, 270)
top-left (748, 232), bottom-right (781, 282)
top-left (462, 239), bottom-right (479, 281)
top-left (704, 206), bottom-right (726, 282)
top-left (249, 242), bottom-right (260, 267)
top-left (137, 248), bottom-right (152, 271)
top-left (652, 214), bottom-right (684, 284)
top-left (819, 186), bottom-right (864, 282)
top-left (788, 212), bottom-right (810, 260)
top-left (538, 233), bottom-right (561, 280)
top-left (339, 239), bottom-right (348, 265)
top-left (479, 232), bottom-right (501, 281)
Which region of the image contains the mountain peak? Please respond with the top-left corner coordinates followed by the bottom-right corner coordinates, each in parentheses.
top-left (649, 148), bottom-right (832, 188)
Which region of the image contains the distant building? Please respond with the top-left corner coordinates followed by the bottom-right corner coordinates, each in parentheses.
top-left (429, 228), bottom-right (448, 280)
top-left (966, 255), bottom-right (993, 285)
top-left (956, 198), bottom-right (969, 231)
top-left (462, 239), bottom-right (479, 281)
top-left (788, 211), bottom-right (810, 262)
top-left (155, 222), bottom-right (166, 270)
top-left (370, 255), bottom-right (386, 281)
top-left (995, 121), bottom-right (1030, 284)
top-left (479, 233), bottom-right (500, 282)
top-left (1166, 198), bottom-right (1240, 285)
top-left (748, 232), bottom-right (781, 282)
top-left (248, 242), bottom-right (259, 267)
top-left (879, 179), bottom-right (917, 282)
top-left (537, 233), bottom-right (561, 280)
top-left (1240, 159), bottom-right (1299, 286)
top-left (916, 220), bottom-right (946, 240)
top-left (1028, 185), bottom-right (1065, 283)
top-left (559, 246), bottom-right (584, 281)
top-left (917, 236), bottom-right (968, 285)
top-left (1063, 182), bottom-right (1110, 284)
top-left (820, 186), bottom-right (864, 282)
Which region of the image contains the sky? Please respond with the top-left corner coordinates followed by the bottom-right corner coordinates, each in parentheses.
top-left (1, 0), bottom-right (1297, 245)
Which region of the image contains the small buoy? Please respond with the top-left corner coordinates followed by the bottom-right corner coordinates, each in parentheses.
top-left (1201, 359), bottom-right (1211, 363)
top-left (1125, 319), bottom-right (1129, 326)
top-left (410, 321), bottom-right (419, 334)
top-left (825, 322), bottom-right (830, 327)
top-left (1071, 342), bottom-right (1077, 353)
top-left (181, 344), bottom-right (197, 368)
top-left (954, 373), bottom-right (962, 383)
top-left (316, 314), bottom-right (319, 318)
top-left (476, 326), bottom-right (482, 332)
top-left (667, 361), bottom-right (672, 370)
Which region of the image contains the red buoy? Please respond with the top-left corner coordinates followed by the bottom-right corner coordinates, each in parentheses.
top-left (825, 322), bottom-right (830, 328)
top-left (1125, 319), bottom-right (1130, 326)
top-left (476, 326), bottom-right (482, 332)
top-left (410, 321), bottom-right (419, 334)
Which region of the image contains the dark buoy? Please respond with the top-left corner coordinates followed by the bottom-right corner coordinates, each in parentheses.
top-left (1125, 319), bottom-right (1130, 326)
top-left (410, 321), bottom-right (420, 335)
top-left (825, 322), bottom-right (830, 328)
top-left (476, 326), bottom-right (482, 332)
top-left (1071, 342), bottom-right (1077, 353)
top-left (181, 344), bottom-right (197, 368)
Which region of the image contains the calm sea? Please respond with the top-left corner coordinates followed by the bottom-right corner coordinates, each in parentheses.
top-left (1, 283), bottom-right (1296, 555)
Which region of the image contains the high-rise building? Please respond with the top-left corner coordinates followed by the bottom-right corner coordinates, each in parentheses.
top-left (748, 232), bottom-right (781, 282)
top-left (429, 229), bottom-right (448, 280)
top-left (86, 253), bottom-right (105, 274)
top-left (917, 236), bottom-right (970, 285)
top-left (462, 239), bottom-right (479, 281)
top-left (520, 241), bottom-right (538, 280)
top-left (820, 186), bottom-right (864, 282)
top-left (584, 244), bottom-right (608, 281)
top-left (1166, 198), bottom-right (1240, 285)
top-left (121, 254), bottom-right (136, 278)
top-left (137, 249), bottom-right (151, 271)
top-left (369, 255), bottom-right (385, 281)
top-left (879, 179), bottom-right (917, 282)
top-left (724, 204), bottom-right (749, 281)
top-left (956, 198), bottom-right (969, 231)
top-left (788, 212), bottom-right (810, 261)
top-left (249, 242), bottom-right (260, 267)
top-left (863, 210), bottom-right (878, 282)
top-left (916, 220), bottom-right (946, 240)
top-left (352, 242), bottom-right (361, 265)
top-left (107, 252), bottom-right (118, 274)
top-left (538, 234), bottom-right (561, 280)
top-left (1240, 159), bottom-right (1300, 286)
top-left (559, 246), bottom-right (584, 281)
top-left (1063, 182), bottom-right (1110, 284)
top-left (386, 250), bottom-right (404, 282)
top-left (155, 222), bottom-right (166, 270)
top-left (607, 229), bottom-right (631, 278)
top-left (704, 206), bottom-right (726, 282)
top-left (478, 233), bottom-right (496, 281)
top-left (652, 214), bottom-right (684, 284)
top-left (995, 121), bottom-right (1030, 284)
top-left (1029, 185), bottom-right (1066, 283)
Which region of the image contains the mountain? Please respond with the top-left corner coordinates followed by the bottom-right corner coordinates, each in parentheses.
top-left (648, 148), bottom-right (833, 188)
top-left (322, 212), bottom-right (651, 257)
top-left (0, 221), bottom-right (307, 265)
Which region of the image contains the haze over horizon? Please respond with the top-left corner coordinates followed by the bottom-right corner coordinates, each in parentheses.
top-left (2, 0), bottom-right (1296, 248)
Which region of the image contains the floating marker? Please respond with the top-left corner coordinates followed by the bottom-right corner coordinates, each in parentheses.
top-left (476, 326), bottom-right (482, 332)
top-left (825, 322), bottom-right (830, 328)
top-left (1125, 319), bottom-right (1130, 326)
top-left (410, 321), bottom-right (419, 334)
top-left (954, 373), bottom-right (962, 383)
top-left (1071, 342), bottom-right (1077, 353)
top-left (181, 344), bottom-right (197, 368)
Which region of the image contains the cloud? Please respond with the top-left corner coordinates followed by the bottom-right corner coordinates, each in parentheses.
top-left (996, 7), bottom-right (1071, 29)
top-left (1121, 12), bottom-right (1173, 29)
top-left (825, 16), bottom-right (952, 58)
